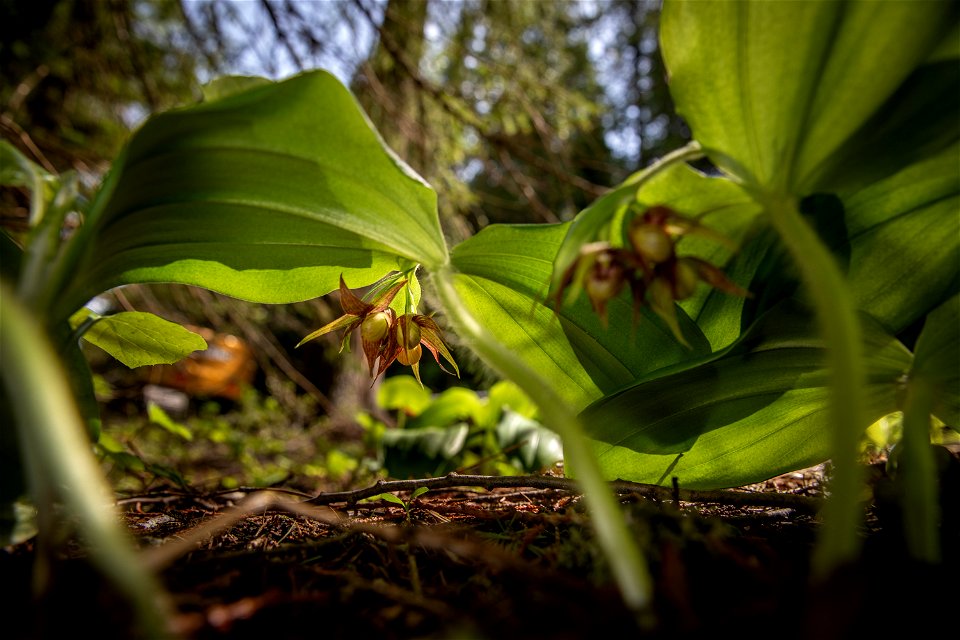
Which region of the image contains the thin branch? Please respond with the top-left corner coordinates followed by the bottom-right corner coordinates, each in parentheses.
top-left (110, 0), bottom-right (161, 111)
top-left (216, 293), bottom-right (339, 416)
top-left (0, 114), bottom-right (57, 173)
top-left (260, 0), bottom-right (305, 71)
top-left (176, 0), bottom-right (224, 74)
top-left (306, 472), bottom-right (822, 513)
top-left (497, 147), bottom-right (559, 223)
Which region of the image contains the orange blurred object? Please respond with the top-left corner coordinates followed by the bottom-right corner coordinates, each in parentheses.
top-left (145, 327), bottom-right (256, 401)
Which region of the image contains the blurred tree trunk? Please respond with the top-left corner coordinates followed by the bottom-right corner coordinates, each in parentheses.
top-left (355, 0), bottom-right (430, 175)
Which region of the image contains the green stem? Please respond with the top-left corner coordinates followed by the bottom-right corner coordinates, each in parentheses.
top-left (900, 379), bottom-right (941, 562)
top-left (623, 141), bottom-right (704, 188)
top-left (1, 284), bottom-right (175, 637)
top-left (764, 194), bottom-right (867, 577)
top-left (433, 267), bottom-right (653, 613)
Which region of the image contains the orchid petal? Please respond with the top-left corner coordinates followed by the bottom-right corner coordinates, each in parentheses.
top-left (296, 314), bottom-right (360, 348)
top-left (417, 319), bottom-right (460, 377)
top-left (687, 257), bottom-right (752, 298)
top-left (338, 275), bottom-right (373, 316)
top-left (369, 280), bottom-right (408, 312)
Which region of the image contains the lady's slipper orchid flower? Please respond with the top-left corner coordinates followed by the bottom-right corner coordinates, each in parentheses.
top-left (554, 205), bottom-right (750, 345)
top-left (296, 275), bottom-right (406, 375)
top-left (297, 275), bottom-right (459, 385)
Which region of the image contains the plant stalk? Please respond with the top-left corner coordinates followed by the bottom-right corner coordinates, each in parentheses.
top-left (623, 140), bottom-right (704, 188)
top-left (1, 284), bottom-right (175, 637)
top-left (764, 193), bottom-right (868, 576)
top-left (432, 267), bottom-right (653, 613)
top-left (900, 379), bottom-right (941, 562)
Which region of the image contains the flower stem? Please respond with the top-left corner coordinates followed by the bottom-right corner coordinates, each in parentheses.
top-left (2, 283), bottom-right (175, 637)
top-left (764, 193), bottom-right (868, 576)
top-left (433, 267), bottom-right (653, 613)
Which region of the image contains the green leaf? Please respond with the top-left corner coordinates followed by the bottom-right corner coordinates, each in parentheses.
top-left (897, 295), bottom-right (958, 563)
top-left (56, 71), bottom-right (446, 321)
top-left (410, 486), bottom-right (430, 501)
top-left (842, 144), bottom-right (960, 333)
top-left (381, 423), bottom-right (470, 478)
top-left (910, 295), bottom-right (960, 426)
top-left (496, 410), bottom-right (563, 472)
top-left (488, 380), bottom-right (538, 420)
top-left (686, 144), bottom-right (960, 347)
top-left (660, 1), bottom-right (957, 193)
top-left (807, 57), bottom-right (959, 192)
top-left (371, 493), bottom-right (407, 508)
top-left (407, 387), bottom-right (483, 430)
top-left (70, 309), bottom-right (207, 369)
top-left (201, 76), bottom-right (272, 102)
top-left (452, 222), bottom-right (710, 411)
top-left (377, 375), bottom-right (433, 415)
top-left (581, 302), bottom-right (913, 489)
top-left (146, 403), bottom-right (192, 441)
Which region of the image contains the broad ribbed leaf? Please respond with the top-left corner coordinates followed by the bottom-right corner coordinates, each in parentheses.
top-left (57, 71), bottom-right (446, 320)
top-left (681, 143), bottom-right (960, 349)
top-left (70, 310), bottom-right (207, 369)
top-left (911, 295), bottom-right (960, 426)
top-left (582, 303), bottom-right (912, 488)
top-left (842, 144), bottom-right (960, 333)
top-left (452, 223), bottom-right (709, 411)
top-left (661, 1), bottom-right (957, 193)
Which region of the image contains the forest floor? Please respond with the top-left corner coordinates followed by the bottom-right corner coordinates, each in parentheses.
top-left (4, 458), bottom-right (957, 640)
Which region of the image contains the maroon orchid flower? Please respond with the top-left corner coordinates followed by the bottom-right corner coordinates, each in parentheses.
top-left (297, 275), bottom-right (459, 385)
top-left (296, 275), bottom-right (407, 375)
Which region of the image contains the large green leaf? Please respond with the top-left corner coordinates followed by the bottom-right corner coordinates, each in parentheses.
top-left (842, 144), bottom-right (960, 333)
top-left (70, 309), bottom-right (208, 369)
top-left (806, 55), bottom-right (959, 193)
top-left (56, 71), bottom-right (446, 320)
top-left (683, 143), bottom-right (960, 348)
top-left (660, 1), bottom-right (957, 193)
top-left (897, 294), bottom-right (959, 563)
top-left (452, 223), bottom-right (709, 411)
top-left (581, 302), bottom-right (912, 489)
top-left (910, 295), bottom-right (960, 426)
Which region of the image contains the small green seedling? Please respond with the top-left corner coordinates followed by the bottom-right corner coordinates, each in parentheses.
top-left (366, 486), bottom-right (431, 515)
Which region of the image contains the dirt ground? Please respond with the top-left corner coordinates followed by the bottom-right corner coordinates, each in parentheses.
top-left (3, 461), bottom-right (956, 639)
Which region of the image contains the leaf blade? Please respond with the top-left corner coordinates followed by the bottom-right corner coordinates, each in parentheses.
top-left (71, 310), bottom-right (207, 369)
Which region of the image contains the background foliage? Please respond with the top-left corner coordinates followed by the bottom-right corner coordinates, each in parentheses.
top-left (1, 0), bottom-right (684, 422)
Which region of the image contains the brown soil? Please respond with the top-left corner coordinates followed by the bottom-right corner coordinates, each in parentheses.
top-left (3, 464), bottom-right (955, 640)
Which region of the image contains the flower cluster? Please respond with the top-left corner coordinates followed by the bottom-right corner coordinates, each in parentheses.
top-left (297, 275), bottom-right (459, 384)
top-left (554, 205), bottom-right (750, 344)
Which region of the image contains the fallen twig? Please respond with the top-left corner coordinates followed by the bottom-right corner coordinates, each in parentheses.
top-left (306, 472), bottom-right (822, 514)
